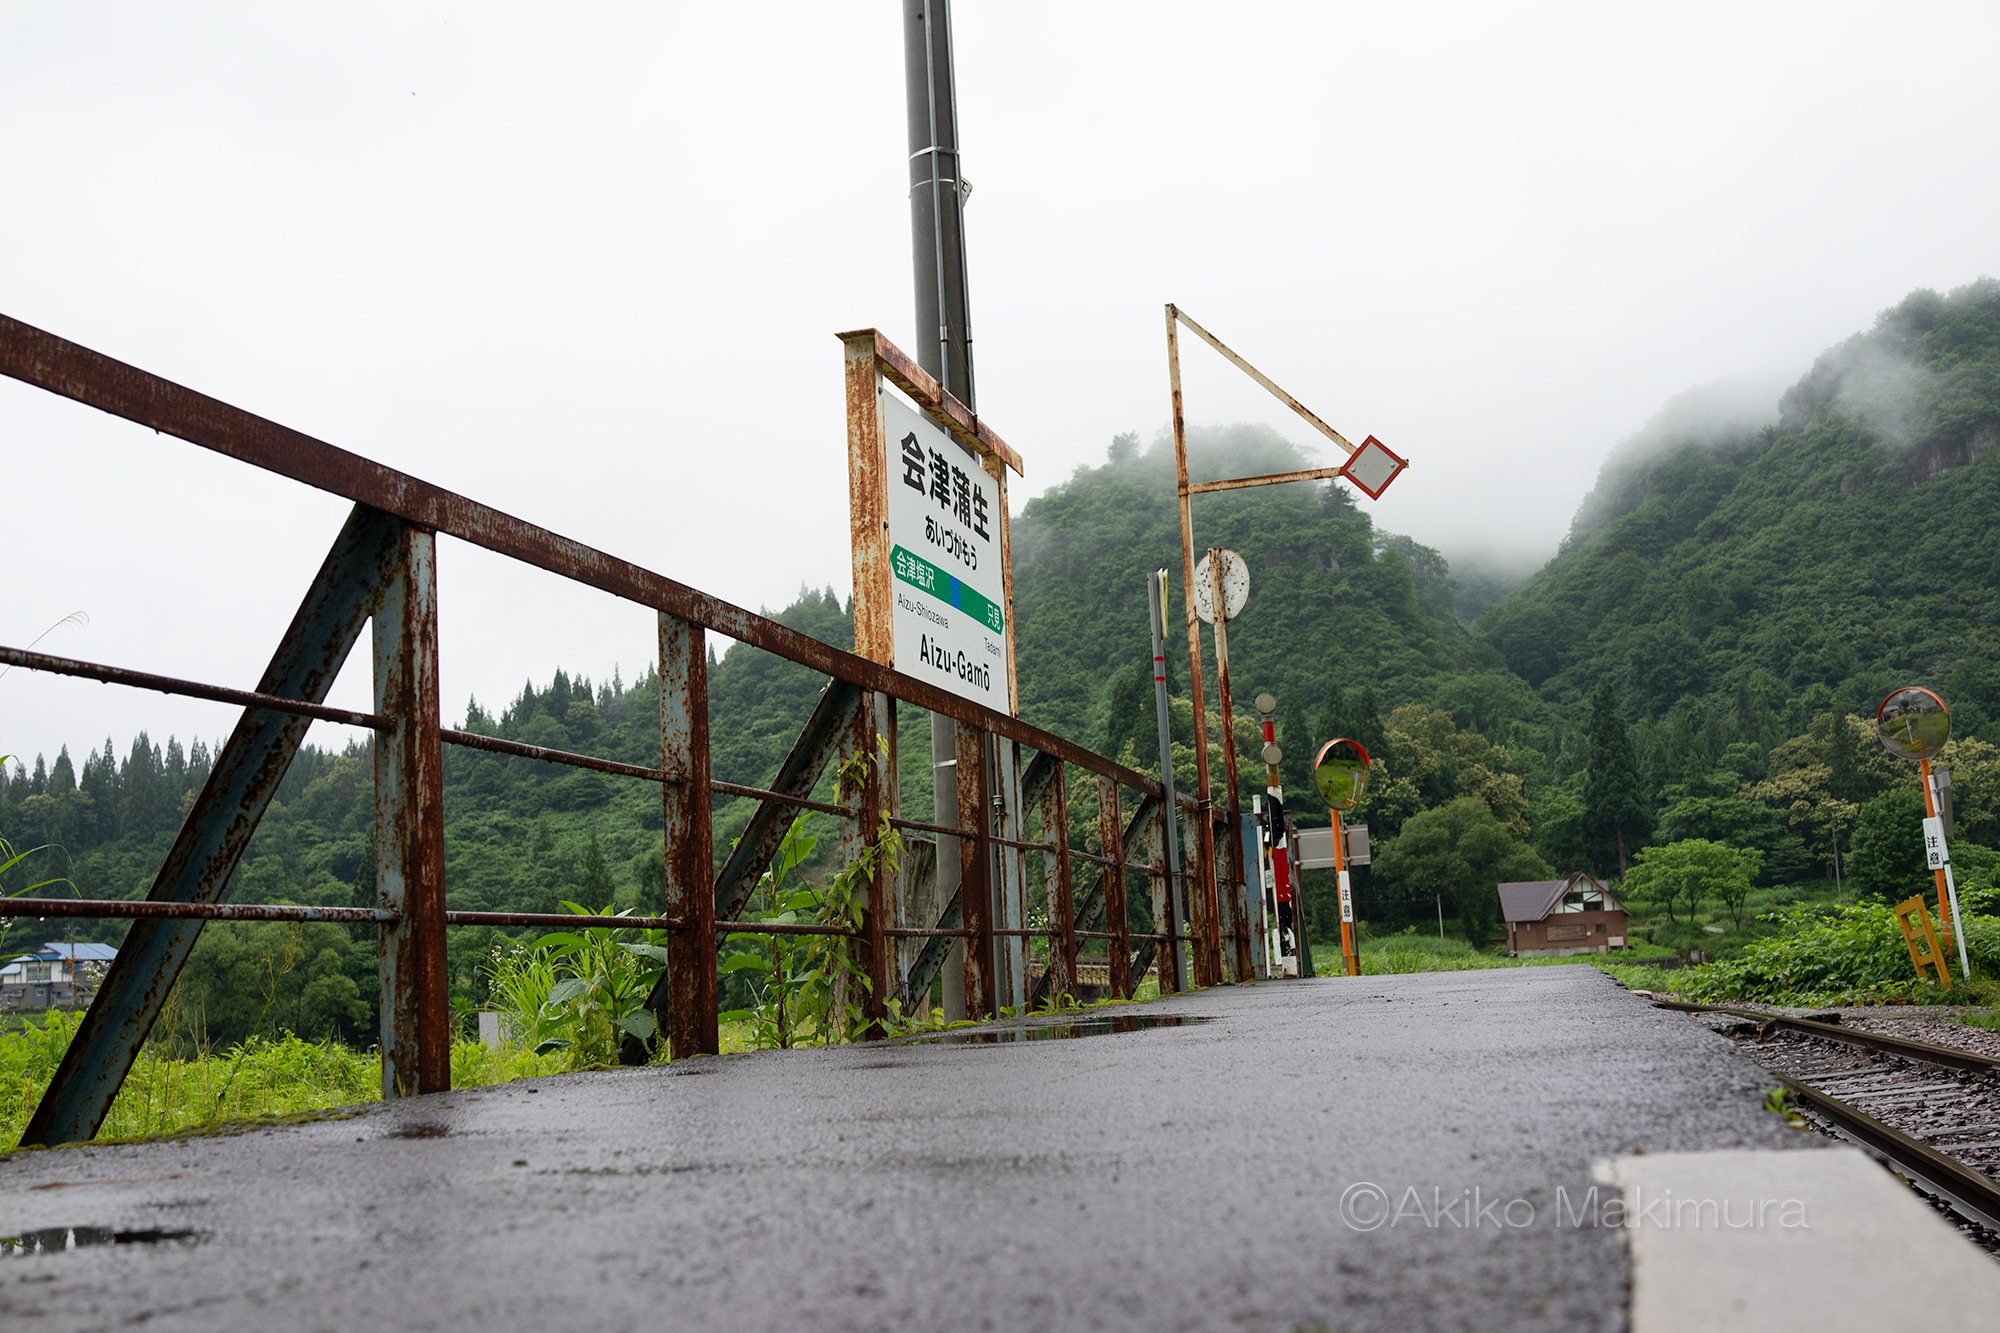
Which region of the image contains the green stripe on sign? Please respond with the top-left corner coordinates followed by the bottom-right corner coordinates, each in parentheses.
top-left (891, 545), bottom-right (1004, 634)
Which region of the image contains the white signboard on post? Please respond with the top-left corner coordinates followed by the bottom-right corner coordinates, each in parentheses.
top-left (880, 392), bottom-right (1009, 710)
top-left (1924, 816), bottom-right (1950, 869)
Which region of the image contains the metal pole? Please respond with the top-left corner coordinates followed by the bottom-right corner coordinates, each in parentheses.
top-left (1208, 552), bottom-right (1251, 983)
top-left (376, 522), bottom-right (449, 1095)
top-left (660, 613), bottom-right (718, 1057)
top-left (933, 732), bottom-right (965, 1020)
top-left (1921, 758), bottom-right (1954, 957)
top-left (1147, 569), bottom-right (1190, 992)
top-left (904, 0), bottom-right (975, 406)
top-left (1167, 306), bottom-right (1221, 986)
top-left (1923, 761), bottom-right (1972, 981)
top-left (1334, 808), bottom-right (1357, 976)
top-left (904, 0), bottom-right (978, 1021)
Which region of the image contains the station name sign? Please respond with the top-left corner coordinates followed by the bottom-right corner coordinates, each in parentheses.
top-left (881, 392), bottom-right (1008, 708)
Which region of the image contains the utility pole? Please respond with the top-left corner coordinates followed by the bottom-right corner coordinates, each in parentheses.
top-left (905, 0), bottom-right (975, 404)
top-left (906, 0), bottom-right (975, 1019)
top-left (1149, 570), bottom-right (1189, 991)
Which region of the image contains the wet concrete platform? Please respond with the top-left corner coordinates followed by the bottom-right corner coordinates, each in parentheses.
top-left (0, 967), bottom-right (1854, 1331)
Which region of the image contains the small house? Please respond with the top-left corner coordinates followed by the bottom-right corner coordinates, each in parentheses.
top-left (1499, 873), bottom-right (1627, 957)
top-left (0, 942), bottom-right (118, 1012)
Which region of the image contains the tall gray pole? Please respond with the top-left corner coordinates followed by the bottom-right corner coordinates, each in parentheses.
top-left (904, 0), bottom-right (976, 406)
top-left (1149, 570), bottom-right (1190, 991)
top-left (907, 0), bottom-right (975, 1019)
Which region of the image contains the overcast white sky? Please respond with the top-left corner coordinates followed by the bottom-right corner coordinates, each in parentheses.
top-left (5, 1), bottom-right (1997, 772)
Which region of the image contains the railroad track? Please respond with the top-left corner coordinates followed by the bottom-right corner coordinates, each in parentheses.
top-left (1655, 1000), bottom-right (2000, 1242)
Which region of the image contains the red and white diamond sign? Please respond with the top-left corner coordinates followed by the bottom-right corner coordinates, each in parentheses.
top-left (1339, 435), bottom-right (1407, 499)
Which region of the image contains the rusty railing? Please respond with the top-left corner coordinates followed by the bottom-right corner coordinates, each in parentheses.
top-left (0, 313), bottom-right (1257, 1148)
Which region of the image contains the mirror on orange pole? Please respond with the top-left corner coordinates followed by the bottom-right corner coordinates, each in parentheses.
top-left (1875, 687), bottom-right (1969, 984)
top-left (1314, 738), bottom-right (1372, 977)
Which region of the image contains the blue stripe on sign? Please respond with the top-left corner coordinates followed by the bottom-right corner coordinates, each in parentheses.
top-left (949, 577), bottom-right (963, 610)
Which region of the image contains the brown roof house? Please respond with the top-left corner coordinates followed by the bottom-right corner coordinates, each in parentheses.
top-left (1499, 873), bottom-right (1627, 957)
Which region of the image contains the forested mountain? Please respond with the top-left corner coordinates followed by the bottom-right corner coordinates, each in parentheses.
top-left (1479, 280), bottom-right (2000, 738)
top-left (8, 280), bottom-right (2000, 1040)
top-left (1011, 423), bottom-right (1485, 744)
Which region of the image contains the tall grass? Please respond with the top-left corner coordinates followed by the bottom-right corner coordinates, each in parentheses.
top-left (1, 1011), bottom-right (562, 1149)
top-left (1356, 935), bottom-right (1497, 974)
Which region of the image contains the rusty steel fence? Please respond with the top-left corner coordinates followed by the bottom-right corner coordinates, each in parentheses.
top-left (0, 313), bottom-right (1259, 1148)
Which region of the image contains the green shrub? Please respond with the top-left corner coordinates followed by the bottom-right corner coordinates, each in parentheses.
top-left (485, 904), bottom-right (669, 1068)
top-left (3, 1011), bottom-right (561, 1149)
top-left (1677, 903), bottom-right (2000, 1004)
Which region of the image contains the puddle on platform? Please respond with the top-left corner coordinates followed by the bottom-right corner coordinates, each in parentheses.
top-left (388, 1123), bottom-right (451, 1139)
top-left (1, 1227), bottom-right (204, 1258)
top-left (911, 1015), bottom-right (1212, 1044)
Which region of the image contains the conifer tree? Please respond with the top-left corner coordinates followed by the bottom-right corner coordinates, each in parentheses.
top-left (1584, 679), bottom-right (1651, 878)
top-left (1350, 684), bottom-right (1387, 757)
top-left (1279, 681), bottom-right (1317, 810)
top-left (575, 830), bottom-right (615, 912)
top-left (1101, 664), bottom-right (1151, 761)
top-left (1315, 684), bottom-right (1352, 751)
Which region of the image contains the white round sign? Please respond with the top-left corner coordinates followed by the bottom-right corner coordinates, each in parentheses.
top-left (1193, 549), bottom-right (1249, 624)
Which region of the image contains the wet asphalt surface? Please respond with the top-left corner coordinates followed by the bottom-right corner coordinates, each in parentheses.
top-left (0, 966), bottom-right (1809, 1332)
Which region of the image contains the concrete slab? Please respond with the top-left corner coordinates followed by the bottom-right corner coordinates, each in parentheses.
top-left (1602, 1148), bottom-right (2000, 1331)
top-left (0, 967), bottom-right (1831, 1331)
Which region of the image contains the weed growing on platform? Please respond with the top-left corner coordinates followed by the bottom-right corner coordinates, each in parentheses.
top-left (484, 904), bottom-right (670, 1066)
top-left (720, 740), bottom-right (911, 1048)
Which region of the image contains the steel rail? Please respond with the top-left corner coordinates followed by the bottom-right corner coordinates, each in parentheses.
top-left (9, 648), bottom-right (860, 821)
top-left (887, 815), bottom-right (983, 840)
top-left (710, 780), bottom-right (852, 818)
top-left (0, 313), bottom-right (1160, 800)
top-left (715, 920), bottom-right (862, 938)
top-left (0, 646), bottom-right (391, 731)
top-left (0, 898), bottom-right (396, 925)
top-left (438, 729), bottom-right (676, 784)
top-left (444, 910), bottom-right (684, 932)
top-left (1774, 1072), bottom-right (2000, 1233)
top-left (452, 740), bottom-right (855, 815)
top-left (882, 816), bottom-right (1124, 865)
top-left (1655, 1000), bottom-right (2000, 1074)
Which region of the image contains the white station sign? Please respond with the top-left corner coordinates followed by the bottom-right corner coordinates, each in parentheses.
top-left (881, 391), bottom-right (1010, 709)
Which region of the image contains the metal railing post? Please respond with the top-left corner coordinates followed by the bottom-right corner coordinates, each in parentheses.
top-left (375, 521), bottom-right (449, 1098)
top-left (1046, 764), bottom-right (1076, 1001)
top-left (958, 723), bottom-right (995, 1018)
top-left (993, 738), bottom-right (1028, 1011)
top-left (836, 693), bottom-right (892, 1040)
top-left (1148, 802), bottom-right (1179, 995)
top-left (660, 612), bottom-right (718, 1058)
top-left (1098, 777), bottom-right (1132, 999)
top-left (20, 504), bottom-right (398, 1143)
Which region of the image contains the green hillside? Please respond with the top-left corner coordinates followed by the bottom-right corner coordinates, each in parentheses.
top-left (1479, 279), bottom-right (2000, 738)
top-left (10, 279), bottom-right (2000, 1037)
